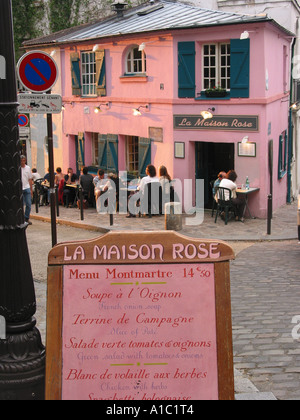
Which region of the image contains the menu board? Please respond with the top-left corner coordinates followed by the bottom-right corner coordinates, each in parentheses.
top-left (46, 231), bottom-right (235, 401)
top-left (62, 263), bottom-right (217, 401)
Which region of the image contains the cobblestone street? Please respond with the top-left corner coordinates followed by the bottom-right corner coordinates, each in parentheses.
top-left (231, 241), bottom-right (300, 400)
top-left (28, 212), bottom-right (300, 400)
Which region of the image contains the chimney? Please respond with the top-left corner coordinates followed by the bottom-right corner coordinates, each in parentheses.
top-left (111, 1), bottom-right (128, 18)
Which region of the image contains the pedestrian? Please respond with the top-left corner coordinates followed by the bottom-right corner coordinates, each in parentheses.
top-left (21, 155), bottom-right (33, 225)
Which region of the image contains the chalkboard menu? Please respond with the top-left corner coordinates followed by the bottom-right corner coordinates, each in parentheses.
top-left (46, 231), bottom-right (235, 401)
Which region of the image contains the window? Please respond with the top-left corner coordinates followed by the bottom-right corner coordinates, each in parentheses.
top-left (127, 136), bottom-right (139, 173)
top-left (278, 130), bottom-right (288, 179)
top-left (203, 43), bottom-right (231, 90)
top-left (126, 46), bottom-right (146, 75)
top-left (81, 52), bottom-right (97, 96)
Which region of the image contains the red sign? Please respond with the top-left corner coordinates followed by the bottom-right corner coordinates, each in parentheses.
top-left (17, 51), bottom-right (58, 93)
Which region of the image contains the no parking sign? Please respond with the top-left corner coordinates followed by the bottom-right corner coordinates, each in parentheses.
top-left (18, 114), bottom-right (29, 127)
top-left (17, 51), bottom-right (58, 93)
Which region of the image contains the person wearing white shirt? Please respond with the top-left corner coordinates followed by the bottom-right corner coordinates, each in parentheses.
top-left (21, 155), bottom-right (33, 225)
top-left (138, 165), bottom-right (159, 194)
top-left (219, 170), bottom-right (245, 222)
top-left (127, 165), bottom-right (160, 218)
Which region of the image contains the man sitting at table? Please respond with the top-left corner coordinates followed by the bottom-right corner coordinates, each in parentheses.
top-left (80, 167), bottom-right (94, 206)
top-left (63, 168), bottom-right (78, 207)
top-left (219, 170), bottom-right (245, 222)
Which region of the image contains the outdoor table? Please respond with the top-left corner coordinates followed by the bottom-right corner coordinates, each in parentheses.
top-left (65, 183), bottom-right (81, 207)
top-left (236, 187), bottom-right (260, 219)
top-left (120, 185), bottom-right (139, 193)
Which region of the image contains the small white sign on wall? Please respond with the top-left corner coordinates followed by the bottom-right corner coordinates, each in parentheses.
top-left (0, 315), bottom-right (6, 340)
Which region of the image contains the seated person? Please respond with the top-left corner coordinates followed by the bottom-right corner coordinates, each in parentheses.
top-left (63, 168), bottom-right (78, 207)
top-left (219, 170), bottom-right (245, 222)
top-left (128, 165), bottom-right (161, 218)
top-left (213, 171), bottom-right (227, 198)
top-left (138, 164), bottom-right (159, 193)
top-left (55, 167), bottom-right (65, 186)
top-left (80, 167), bottom-right (94, 205)
top-left (96, 173), bottom-right (116, 214)
top-left (94, 169), bottom-right (106, 201)
top-left (32, 168), bottom-right (42, 182)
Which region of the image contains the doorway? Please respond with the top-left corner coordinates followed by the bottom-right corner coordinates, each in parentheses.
top-left (195, 142), bottom-right (235, 208)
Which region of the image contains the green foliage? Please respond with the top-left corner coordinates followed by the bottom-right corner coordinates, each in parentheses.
top-left (12, 0), bottom-right (45, 59)
top-left (49, 0), bottom-right (90, 32)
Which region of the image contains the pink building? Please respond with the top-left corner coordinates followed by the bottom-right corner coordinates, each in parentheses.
top-left (24, 0), bottom-right (294, 218)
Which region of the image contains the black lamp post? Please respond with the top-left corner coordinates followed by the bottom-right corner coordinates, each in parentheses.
top-left (0, 0), bottom-right (45, 400)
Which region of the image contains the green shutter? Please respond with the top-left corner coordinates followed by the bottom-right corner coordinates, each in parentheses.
top-left (178, 42), bottom-right (196, 98)
top-left (98, 134), bottom-right (119, 172)
top-left (107, 134), bottom-right (119, 172)
top-left (278, 130), bottom-right (288, 179)
top-left (70, 52), bottom-right (81, 96)
top-left (98, 134), bottom-right (107, 170)
top-left (75, 133), bottom-right (85, 176)
top-left (230, 39), bottom-right (250, 98)
top-left (139, 138), bottom-right (151, 177)
top-left (96, 50), bottom-right (106, 97)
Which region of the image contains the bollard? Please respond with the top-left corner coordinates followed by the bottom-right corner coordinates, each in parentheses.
top-left (79, 187), bottom-right (84, 221)
top-left (267, 194), bottom-right (272, 235)
top-left (165, 202), bottom-right (182, 231)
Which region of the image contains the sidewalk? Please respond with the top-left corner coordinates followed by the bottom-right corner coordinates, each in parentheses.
top-left (31, 200), bottom-right (298, 241)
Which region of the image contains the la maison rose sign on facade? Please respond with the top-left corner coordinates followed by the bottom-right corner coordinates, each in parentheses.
top-left (46, 231), bottom-right (235, 401)
top-left (174, 115), bottom-right (259, 132)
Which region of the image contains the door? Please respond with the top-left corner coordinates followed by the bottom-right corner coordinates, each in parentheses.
top-left (196, 142), bottom-right (235, 208)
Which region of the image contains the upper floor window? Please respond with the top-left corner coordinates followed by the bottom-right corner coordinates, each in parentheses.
top-left (81, 51), bottom-right (97, 96)
top-left (126, 46), bottom-right (147, 75)
top-left (203, 43), bottom-right (231, 90)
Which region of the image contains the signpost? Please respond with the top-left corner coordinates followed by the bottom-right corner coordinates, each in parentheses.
top-left (17, 50), bottom-right (60, 246)
top-left (0, 0), bottom-right (45, 400)
top-left (46, 231), bottom-right (235, 401)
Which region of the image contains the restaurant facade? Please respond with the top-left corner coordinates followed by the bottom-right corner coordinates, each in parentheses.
top-left (24, 0), bottom-right (294, 218)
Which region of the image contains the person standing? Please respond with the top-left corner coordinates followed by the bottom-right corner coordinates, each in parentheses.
top-left (21, 155), bottom-right (33, 225)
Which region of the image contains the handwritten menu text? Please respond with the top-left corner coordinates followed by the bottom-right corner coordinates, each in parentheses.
top-left (62, 264), bottom-right (218, 400)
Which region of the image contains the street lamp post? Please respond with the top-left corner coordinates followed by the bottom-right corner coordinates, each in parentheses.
top-left (0, 0), bottom-right (45, 400)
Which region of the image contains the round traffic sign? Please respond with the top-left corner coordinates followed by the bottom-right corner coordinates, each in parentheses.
top-left (18, 114), bottom-right (29, 127)
top-left (17, 51), bottom-right (58, 93)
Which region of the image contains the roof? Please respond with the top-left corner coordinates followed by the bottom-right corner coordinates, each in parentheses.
top-left (24, 0), bottom-right (292, 47)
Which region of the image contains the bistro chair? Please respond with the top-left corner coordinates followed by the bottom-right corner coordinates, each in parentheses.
top-left (210, 180), bottom-right (218, 218)
top-left (140, 182), bottom-right (163, 218)
top-left (215, 187), bottom-right (235, 225)
top-left (34, 179), bottom-right (48, 207)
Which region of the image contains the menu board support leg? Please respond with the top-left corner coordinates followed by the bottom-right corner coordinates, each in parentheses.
top-left (46, 266), bottom-right (63, 400)
top-left (215, 262), bottom-right (234, 401)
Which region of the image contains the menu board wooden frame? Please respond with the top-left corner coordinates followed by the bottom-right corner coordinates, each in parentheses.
top-left (46, 231), bottom-right (235, 401)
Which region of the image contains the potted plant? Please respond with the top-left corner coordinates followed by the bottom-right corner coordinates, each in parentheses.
top-left (205, 86), bottom-right (228, 98)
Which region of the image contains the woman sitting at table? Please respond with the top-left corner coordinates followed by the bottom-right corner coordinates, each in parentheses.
top-left (126, 165), bottom-right (159, 218)
top-left (219, 170), bottom-right (245, 222)
top-left (138, 164), bottom-right (159, 193)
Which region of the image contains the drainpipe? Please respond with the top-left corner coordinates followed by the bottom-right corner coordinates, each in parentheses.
top-left (287, 36), bottom-right (297, 203)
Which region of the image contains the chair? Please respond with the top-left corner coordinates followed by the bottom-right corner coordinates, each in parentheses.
top-left (34, 179), bottom-right (48, 207)
top-left (58, 179), bottom-right (65, 205)
top-left (210, 180), bottom-right (218, 218)
top-left (215, 187), bottom-right (235, 225)
top-left (140, 182), bottom-right (162, 218)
